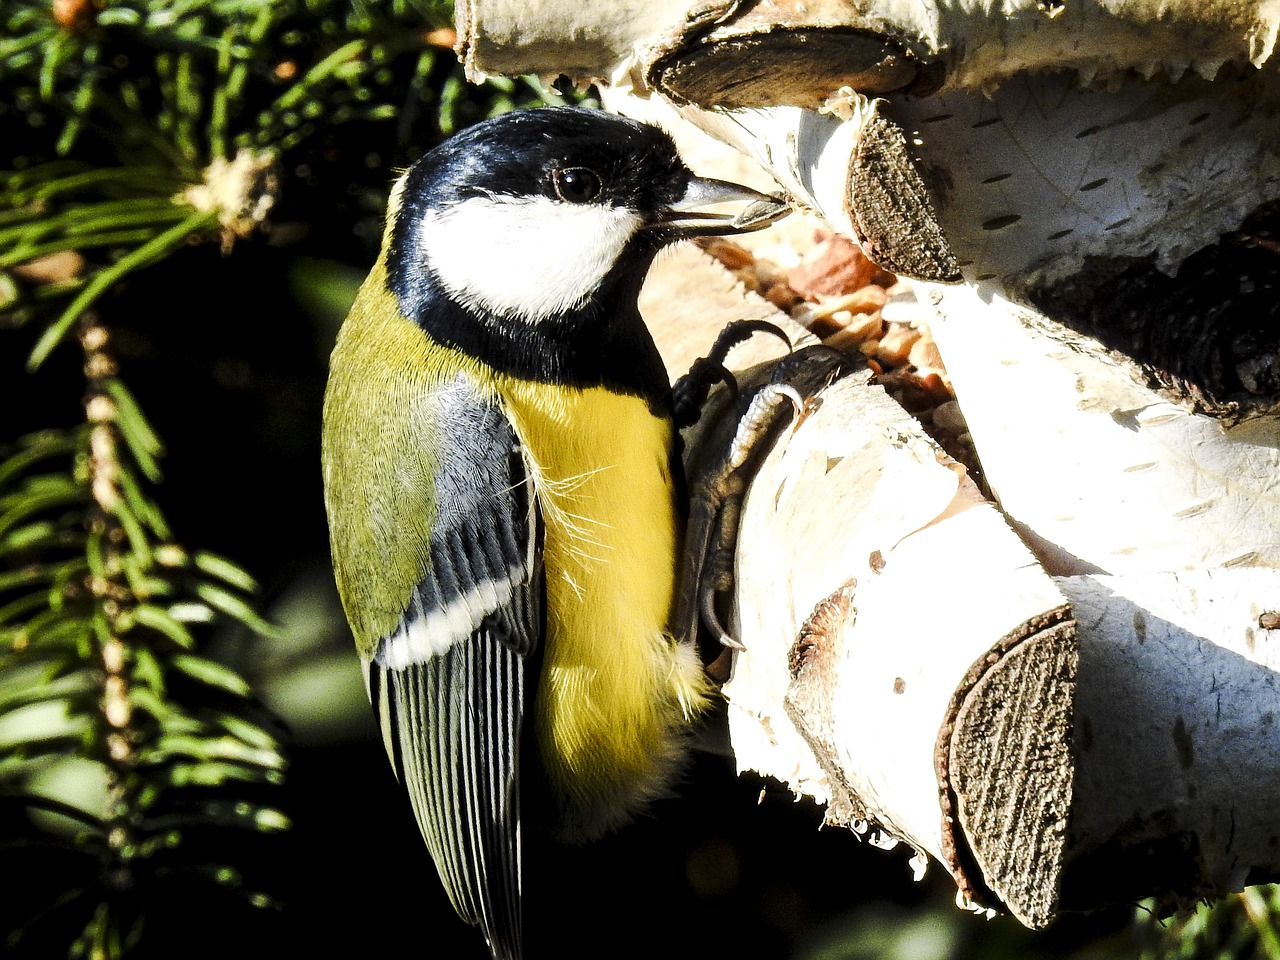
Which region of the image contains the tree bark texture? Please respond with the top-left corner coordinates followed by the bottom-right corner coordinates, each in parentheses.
top-left (458, 0), bottom-right (1280, 98)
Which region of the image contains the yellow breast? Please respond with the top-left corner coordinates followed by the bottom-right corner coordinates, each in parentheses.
top-left (500, 379), bottom-right (711, 839)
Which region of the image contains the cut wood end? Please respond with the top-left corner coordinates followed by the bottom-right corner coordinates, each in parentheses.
top-left (937, 606), bottom-right (1079, 929)
top-left (849, 112), bottom-right (962, 283)
top-left (649, 27), bottom-right (923, 108)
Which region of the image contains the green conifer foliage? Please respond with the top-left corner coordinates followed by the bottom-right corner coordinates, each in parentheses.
top-left (0, 2), bottom-right (555, 955)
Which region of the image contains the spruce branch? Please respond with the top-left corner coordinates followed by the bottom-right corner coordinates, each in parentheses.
top-left (2, 1), bottom-right (557, 366)
top-left (1, 319), bottom-right (287, 959)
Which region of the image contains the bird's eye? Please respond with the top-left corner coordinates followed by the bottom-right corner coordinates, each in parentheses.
top-left (551, 167), bottom-right (602, 204)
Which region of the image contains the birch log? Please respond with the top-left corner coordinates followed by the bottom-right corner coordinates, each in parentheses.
top-left (645, 84), bottom-right (1280, 916)
top-left (457, 0), bottom-right (1280, 98)
top-left (640, 88), bottom-right (1280, 913)
top-left (639, 242), bottom-right (1077, 927)
top-left (724, 369), bottom-right (1077, 928)
top-left (918, 283), bottom-right (1280, 577)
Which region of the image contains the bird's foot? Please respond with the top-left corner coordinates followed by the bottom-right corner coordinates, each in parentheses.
top-left (672, 319), bottom-right (793, 429)
top-left (674, 345), bottom-right (851, 670)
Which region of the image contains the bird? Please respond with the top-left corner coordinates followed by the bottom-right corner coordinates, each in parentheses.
top-left (320, 105), bottom-right (789, 960)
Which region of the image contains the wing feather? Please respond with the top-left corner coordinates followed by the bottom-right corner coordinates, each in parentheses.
top-left (364, 381), bottom-right (540, 960)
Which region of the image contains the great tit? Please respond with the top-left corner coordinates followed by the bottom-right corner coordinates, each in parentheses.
top-left (321, 106), bottom-right (786, 960)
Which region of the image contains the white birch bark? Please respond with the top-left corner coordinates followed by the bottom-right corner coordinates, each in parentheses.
top-left (457, 0), bottom-right (1280, 94)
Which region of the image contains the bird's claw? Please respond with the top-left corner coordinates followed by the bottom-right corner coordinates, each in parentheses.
top-left (672, 319), bottom-right (793, 429)
top-left (675, 345), bottom-right (851, 665)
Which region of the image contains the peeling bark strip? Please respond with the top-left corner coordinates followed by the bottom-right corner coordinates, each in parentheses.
top-left (936, 606), bottom-right (1078, 929)
top-left (784, 580), bottom-right (867, 829)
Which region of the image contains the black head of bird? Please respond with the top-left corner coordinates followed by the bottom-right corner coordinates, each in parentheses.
top-left (321, 105), bottom-right (789, 960)
top-left (383, 106), bottom-right (785, 387)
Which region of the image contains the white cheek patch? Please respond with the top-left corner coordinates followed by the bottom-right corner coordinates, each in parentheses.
top-left (419, 195), bottom-right (643, 322)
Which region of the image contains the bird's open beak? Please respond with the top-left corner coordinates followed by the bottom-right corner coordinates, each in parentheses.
top-left (652, 176), bottom-right (792, 239)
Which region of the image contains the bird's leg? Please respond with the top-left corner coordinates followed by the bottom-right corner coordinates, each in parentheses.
top-left (692, 377), bottom-right (818, 656)
top-left (674, 344), bottom-right (850, 671)
top-left (671, 319), bottom-right (793, 429)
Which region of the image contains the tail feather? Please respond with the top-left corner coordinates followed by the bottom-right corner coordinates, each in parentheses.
top-left (370, 632), bottom-right (524, 959)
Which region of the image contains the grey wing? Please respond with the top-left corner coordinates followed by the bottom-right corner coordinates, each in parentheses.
top-left (365, 381), bottom-right (540, 960)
